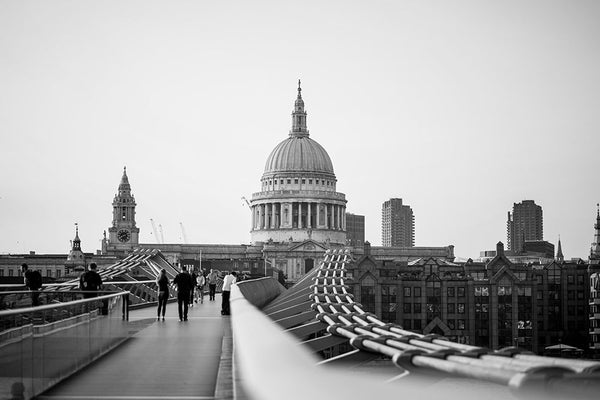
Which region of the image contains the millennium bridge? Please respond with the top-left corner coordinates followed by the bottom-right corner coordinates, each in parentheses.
top-left (1, 249), bottom-right (599, 400)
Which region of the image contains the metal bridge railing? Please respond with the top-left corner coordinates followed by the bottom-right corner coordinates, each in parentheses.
top-left (0, 291), bottom-right (130, 400)
top-left (231, 248), bottom-right (600, 400)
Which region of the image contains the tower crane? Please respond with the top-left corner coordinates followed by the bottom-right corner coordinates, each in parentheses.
top-left (158, 224), bottom-right (165, 244)
top-left (241, 196), bottom-right (251, 209)
top-left (150, 219), bottom-right (160, 244)
top-left (180, 222), bottom-right (188, 244)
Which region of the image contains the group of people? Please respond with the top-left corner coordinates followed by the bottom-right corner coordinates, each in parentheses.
top-left (20, 262), bottom-right (103, 307)
top-left (156, 266), bottom-right (236, 321)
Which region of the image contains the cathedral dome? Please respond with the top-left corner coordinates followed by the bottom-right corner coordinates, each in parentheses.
top-left (262, 81), bottom-right (335, 179)
top-left (263, 136), bottom-right (334, 176)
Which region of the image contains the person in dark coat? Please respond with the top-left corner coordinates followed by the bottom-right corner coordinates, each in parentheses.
top-left (172, 265), bottom-right (194, 321)
top-left (156, 269), bottom-right (169, 321)
top-left (21, 263), bottom-right (42, 306)
top-left (80, 263), bottom-right (103, 299)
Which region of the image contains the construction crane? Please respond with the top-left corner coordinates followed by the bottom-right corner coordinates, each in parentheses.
top-left (241, 196), bottom-right (251, 209)
top-left (158, 224), bottom-right (165, 244)
top-left (150, 219), bottom-right (160, 244)
top-left (180, 222), bottom-right (188, 244)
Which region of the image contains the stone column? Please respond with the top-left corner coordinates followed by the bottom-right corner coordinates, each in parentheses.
top-left (324, 203), bottom-right (329, 229)
top-left (270, 202), bottom-right (275, 229)
top-left (308, 202), bottom-right (312, 228)
top-left (298, 202), bottom-right (302, 228)
top-left (258, 205), bottom-right (263, 230)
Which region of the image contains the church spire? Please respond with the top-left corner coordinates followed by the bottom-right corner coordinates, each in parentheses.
top-left (591, 203), bottom-right (600, 262)
top-left (290, 79), bottom-right (309, 137)
top-left (72, 223), bottom-right (81, 251)
top-left (556, 235), bottom-right (564, 262)
top-left (118, 166), bottom-right (131, 195)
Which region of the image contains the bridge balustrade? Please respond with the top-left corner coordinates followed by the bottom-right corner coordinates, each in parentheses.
top-left (0, 291), bottom-right (130, 400)
top-left (230, 249), bottom-right (600, 400)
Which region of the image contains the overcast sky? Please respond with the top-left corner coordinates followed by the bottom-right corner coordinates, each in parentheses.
top-left (1, 0), bottom-right (599, 260)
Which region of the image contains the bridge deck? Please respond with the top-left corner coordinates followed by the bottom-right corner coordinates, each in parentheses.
top-left (39, 299), bottom-right (232, 400)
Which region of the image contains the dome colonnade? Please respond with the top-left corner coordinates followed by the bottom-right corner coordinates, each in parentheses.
top-left (250, 81), bottom-right (347, 245)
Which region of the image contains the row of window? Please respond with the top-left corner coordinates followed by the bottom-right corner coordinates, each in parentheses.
top-left (263, 178), bottom-right (334, 188)
top-left (0, 268), bottom-right (62, 277)
top-left (402, 319), bottom-right (467, 331)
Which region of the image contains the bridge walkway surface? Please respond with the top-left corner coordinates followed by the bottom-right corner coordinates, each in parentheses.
top-left (38, 298), bottom-right (233, 400)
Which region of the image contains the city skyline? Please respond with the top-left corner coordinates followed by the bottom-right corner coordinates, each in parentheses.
top-left (1, 1), bottom-right (599, 259)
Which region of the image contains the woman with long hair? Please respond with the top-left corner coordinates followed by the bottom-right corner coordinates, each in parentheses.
top-left (156, 269), bottom-right (169, 321)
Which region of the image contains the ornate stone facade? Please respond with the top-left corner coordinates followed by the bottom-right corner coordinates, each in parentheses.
top-left (250, 81), bottom-right (347, 245)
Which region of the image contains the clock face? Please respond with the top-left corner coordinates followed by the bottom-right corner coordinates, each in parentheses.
top-left (117, 229), bottom-right (131, 243)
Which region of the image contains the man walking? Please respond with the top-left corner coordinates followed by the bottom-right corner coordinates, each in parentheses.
top-left (207, 269), bottom-right (218, 301)
top-left (173, 265), bottom-right (194, 321)
top-left (221, 271), bottom-right (237, 316)
top-left (21, 263), bottom-right (42, 306)
top-left (80, 263), bottom-right (103, 298)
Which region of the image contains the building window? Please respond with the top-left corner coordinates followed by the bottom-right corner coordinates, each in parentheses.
top-left (414, 287), bottom-right (421, 297)
top-left (308, 179), bottom-right (312, 184)
top-left (447, 303), bottom-right (455, 314)
top-left (57, 270), bottom-right (62, 278)
top-left (404, 287), bottom-right (411, 297)
top-left (287, 179), bottom-right (291, 184)
top-left (403, 303), bottom-right (411, 314)
top-left (381, 285), bottom-right (397, 323)
top-left (414, 303), bottom-right (421, 313)
top-left (458, 303), bottom-right (465, 314)
top-left (9, 269), bottom-right (13, 277)
top-left (0, 270), bottom-right (3, 277)
top-left (403, 320), bottom-right (411, 330)
top-left (472, 271), bottom-right (486, 280)
top-left (46, 269), bottom-right (52, 277)
top-left (457, 287), bottom-right (465, 297)
top-left (577, 291), bottom-right (584, 300)
top-left (302, 179), bottom-right (305, 184)
top-left (457, 319), bottom-right (466, 330)
top-left (413, 319), bottom-right (422, 330)
top-left (537, 291), bottom-right (543, 300)
top-left (447, 287), bottom-right (455, 297)
top-left (448, 320), bottom-right (455, 330)
top-left (294, 179), bottom-right (298, 184)
top-left (567, 275), bottom-right (574, 285)
top-left (577, 275), bottom-right (584, 285)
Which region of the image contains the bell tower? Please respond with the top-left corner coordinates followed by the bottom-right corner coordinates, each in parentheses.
top-left (107, 167), bottom-right (140, 253)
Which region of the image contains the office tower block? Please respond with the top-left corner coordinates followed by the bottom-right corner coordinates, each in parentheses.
top-left (382, 198), bottom-right (414, 247)
top-left (507, 200), bottom-right (543, 253)
top-left (346, 213), bottom-right (365, 247)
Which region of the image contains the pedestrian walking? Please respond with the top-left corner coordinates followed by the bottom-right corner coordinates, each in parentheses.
top-left (195, 270), bottom-right (206, 304)
top-left (21, 263), bottom-right (42, 306)
top-left (173, 265), bottom-right (194, 321)
top-left (221, 271), bottom-right (237, 316)
top-left (156, 269), bottom-right (169, 321)
top-left (80, 263), bottom-right (103, 299)
top-left (207, 269), bottom-right (218, 301)
top-left (189, 269), bottom-right (197, 307)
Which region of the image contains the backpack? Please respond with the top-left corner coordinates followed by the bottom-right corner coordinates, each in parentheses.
top-left (28, 270), bottom-right (43, 290)
top-left (83, 271), bottom-right (100, 291)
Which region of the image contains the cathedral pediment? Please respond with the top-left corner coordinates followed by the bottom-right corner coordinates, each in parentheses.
top-left (288, 240), bottom-right (327, 252)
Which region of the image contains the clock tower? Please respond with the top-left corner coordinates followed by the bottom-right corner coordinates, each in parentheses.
top-left (106, 167), bottom-right (140, 254)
